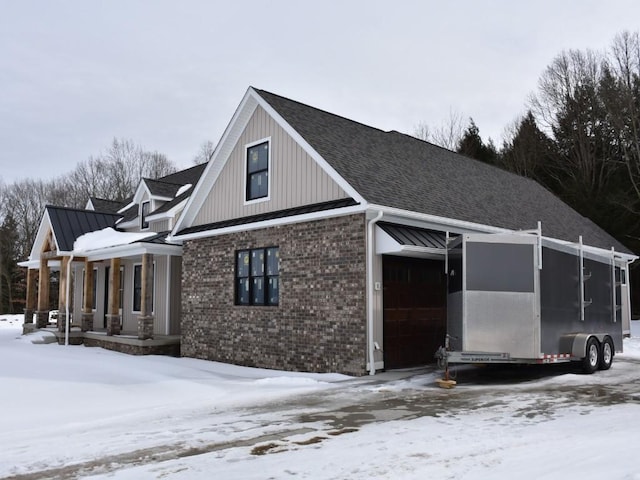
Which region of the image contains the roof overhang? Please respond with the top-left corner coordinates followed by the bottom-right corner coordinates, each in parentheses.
top-left (376, 224), bottom-right (446, 259)
top-left (79, 242), bottom-right (182, 262)
top-left (172, 203), bottom-right (367, 242)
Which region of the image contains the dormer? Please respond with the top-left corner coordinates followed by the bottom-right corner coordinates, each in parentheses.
top-left (115, 164), bottom-right (207, 233)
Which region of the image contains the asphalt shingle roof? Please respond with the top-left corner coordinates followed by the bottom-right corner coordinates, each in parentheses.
top-left (143, 179), bottom-right (181, 198)
top-left (255, 89), bottom-right (630, 253)
top-left (46, 206), bottom-right (122, 252)
top-left (89, 197), bottom-right (126, 214)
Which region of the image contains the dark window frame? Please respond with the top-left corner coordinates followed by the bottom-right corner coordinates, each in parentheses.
top-left (235, 246), bottom-right (279, 306)
top-left (133, 262), bottom-right (155, 313)
top-left (245, 139), bottom-right (270, 202)
top-left (141, 201), bottom-right (150, 229)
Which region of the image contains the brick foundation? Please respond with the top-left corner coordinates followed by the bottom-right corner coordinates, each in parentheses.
top-left (181, 214), bottom-right (368, 376)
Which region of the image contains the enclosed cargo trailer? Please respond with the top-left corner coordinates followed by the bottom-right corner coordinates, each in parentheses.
top-left (440, 229), bottom-right (636, 373)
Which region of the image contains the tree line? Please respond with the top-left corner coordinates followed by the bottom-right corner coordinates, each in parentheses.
top-left (416, 31), bottom-right (640, 260)
top-left (2, 32), bottom-right (640, 313)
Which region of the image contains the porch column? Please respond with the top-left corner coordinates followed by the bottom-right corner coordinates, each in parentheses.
top-left (106, 258), bottom-right (121, 336)
top-left (81, 261), bottom-right (94, 332)
top-left (36, 258), bottom-right (50, 328)
top-left (137, 253), bottom-right (154, 340)
top-left (23, 268), bottom-right (38, 333)
top-left (57, 256), bottom-right (69, 333)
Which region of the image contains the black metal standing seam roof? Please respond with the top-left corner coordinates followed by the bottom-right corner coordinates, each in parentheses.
top-left (46, 206), bottom-right (122, 252)
top-left (254, 89), bottom-right (632, 254)
top-left (378, 222), bottom-right (447, 249)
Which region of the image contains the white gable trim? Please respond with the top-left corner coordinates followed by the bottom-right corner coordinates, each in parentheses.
top-left (173, 89), bottom-right (259, 234)
top-left (173, 87), bottom-right (366, 235)
top-left (28, 209), bottom-right (60, 261)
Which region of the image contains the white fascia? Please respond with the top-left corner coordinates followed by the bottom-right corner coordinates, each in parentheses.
top-left (368, 204), bottom-right (509, 235)
top-left (79, 242), bottom-right (182, 262)
top-left (370, 204), bottom-right (639, 264)
top-left (117, 201), bottom-right (137, 214)
top-left (146, 198), bottom-right (188, 223)
top-left (27, 209), bottom-right (60, 261)
top-left (170, 203), bottom-right (367, 242)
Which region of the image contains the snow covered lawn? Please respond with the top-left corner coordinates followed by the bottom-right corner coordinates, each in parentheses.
top-left (1, 314), bottom-right (640, 479)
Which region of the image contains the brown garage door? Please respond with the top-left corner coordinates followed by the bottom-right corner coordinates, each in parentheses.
top-left (383, 256), bottom-right (447, 369)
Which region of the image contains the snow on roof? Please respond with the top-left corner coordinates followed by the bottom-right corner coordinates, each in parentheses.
top-left (73, 227), bottom-right (155, 253)
top-left (175, 183), bottom-right (192, 197)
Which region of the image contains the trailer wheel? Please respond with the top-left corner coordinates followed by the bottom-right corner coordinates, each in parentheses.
top-left (582, 337), bottom-right (600, 374)
top-left (599, 337), bottom-right (614, 370)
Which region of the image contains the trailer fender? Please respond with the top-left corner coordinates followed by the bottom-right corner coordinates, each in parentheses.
top-left (562, 333), bottom-right (610, 359)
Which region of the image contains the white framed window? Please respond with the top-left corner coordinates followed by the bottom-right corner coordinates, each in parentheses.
top-left (140, 201), bottom-right (151, 230)
top-left (244, 137), bottom-right (271, 204)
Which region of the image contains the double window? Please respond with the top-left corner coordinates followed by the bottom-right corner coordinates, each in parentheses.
top-left (236, 247), bottom-right (279, 306)
top-left (246, 140), bottom-right (270, 201)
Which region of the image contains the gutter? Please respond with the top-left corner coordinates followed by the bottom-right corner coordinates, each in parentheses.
top-left (366, 210), bottom-right (383, 375)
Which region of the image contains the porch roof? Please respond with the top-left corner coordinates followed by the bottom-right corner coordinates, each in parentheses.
top-left (45, 206), bottom-right (123, 253)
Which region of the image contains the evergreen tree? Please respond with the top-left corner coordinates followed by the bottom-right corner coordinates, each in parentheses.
top-left (456, 119), bottom-right (498, 165)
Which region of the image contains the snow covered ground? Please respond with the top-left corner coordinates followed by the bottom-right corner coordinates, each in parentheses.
top-left (1, 314), bottom-right (639, 480)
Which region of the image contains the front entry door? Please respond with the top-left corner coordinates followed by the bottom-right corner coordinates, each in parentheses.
top-left (383, 256), bottom-right (447, 369)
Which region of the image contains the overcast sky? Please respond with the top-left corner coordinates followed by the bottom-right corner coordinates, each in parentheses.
top-left (2, 0), bottom-right (639, 184)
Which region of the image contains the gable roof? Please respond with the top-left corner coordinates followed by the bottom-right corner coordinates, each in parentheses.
top-left (87, 197), bottom-right (125, 213)
top-left (46, 206), bottom-right (122, 252)
top-left (253, 89), bottom-right (630, 253)
top-left (143, 178), bottom-right (182, 199)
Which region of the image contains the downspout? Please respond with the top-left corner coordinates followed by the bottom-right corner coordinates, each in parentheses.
top-left (367, 210), bottom-right (383, 375)
top-left (65, 254), bottom-right (74, 346)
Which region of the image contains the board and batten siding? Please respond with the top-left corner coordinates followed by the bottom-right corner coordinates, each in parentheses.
top-left (151, 219), bottom-right (170, 232)
top-left (193, 105), bottom-right (348, 226)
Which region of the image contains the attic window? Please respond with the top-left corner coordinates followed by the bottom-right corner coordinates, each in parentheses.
top-left (246, 139), bottom-right (270, 202)
top-left (141, 201), bottom-right (150, 229)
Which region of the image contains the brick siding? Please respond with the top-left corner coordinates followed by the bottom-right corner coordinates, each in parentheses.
top-left (181, 213), bottom-right (368, 376)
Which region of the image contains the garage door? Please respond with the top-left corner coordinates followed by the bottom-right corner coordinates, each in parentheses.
top-left (383, 256), bottom-right (447, 369)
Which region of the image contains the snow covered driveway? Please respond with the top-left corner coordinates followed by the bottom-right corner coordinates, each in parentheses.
top-left (1, 315), bottom-right (640, 480)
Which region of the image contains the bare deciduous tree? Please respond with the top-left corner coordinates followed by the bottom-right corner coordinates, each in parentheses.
top-left (193, 140), bottom-right (215, 165)
top-left (412, 108), bottom-right (465, 151)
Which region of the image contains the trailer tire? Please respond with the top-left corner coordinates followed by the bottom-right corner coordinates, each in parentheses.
top-left (582, 337), bottom-right (600, 374)
top-left (599, 337), bottom-right (614, 370)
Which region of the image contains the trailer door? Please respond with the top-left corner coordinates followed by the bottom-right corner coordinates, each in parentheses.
top-left (461, 235), bottom-right (539, 359)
